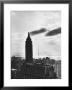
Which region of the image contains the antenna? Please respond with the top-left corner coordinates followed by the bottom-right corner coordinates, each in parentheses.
top-left (38, 42), bottom-right (39, 58)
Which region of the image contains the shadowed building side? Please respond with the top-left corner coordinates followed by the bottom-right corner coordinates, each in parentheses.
top-left (25, 32), bottom-right (33, 63)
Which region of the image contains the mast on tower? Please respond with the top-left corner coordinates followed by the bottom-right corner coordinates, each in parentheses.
top-left (38, 42), bottom-right (39, 58)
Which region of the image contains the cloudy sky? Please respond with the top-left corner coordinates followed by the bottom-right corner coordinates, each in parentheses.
top-left (11, 11), bottom-right (61, 60)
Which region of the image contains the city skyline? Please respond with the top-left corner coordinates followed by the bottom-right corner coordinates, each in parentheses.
top-left (11, 11), bottom-right (61, 60)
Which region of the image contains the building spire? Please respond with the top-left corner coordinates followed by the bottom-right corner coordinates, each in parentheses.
top-left (28, 32), bottom-right (30, 37)
top-left (26, 32), bottom-right (31, 41)
top-left (25, 32), bottom-right (33, 63)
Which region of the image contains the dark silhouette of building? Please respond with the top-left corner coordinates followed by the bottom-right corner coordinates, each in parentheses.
top-left (25, 32), bottom-right (33, 63)
top-left (11, 32), bottom-right (57, 79)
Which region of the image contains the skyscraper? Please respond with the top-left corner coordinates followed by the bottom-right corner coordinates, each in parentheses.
top-left (25, 32), bottom-right (33, 63)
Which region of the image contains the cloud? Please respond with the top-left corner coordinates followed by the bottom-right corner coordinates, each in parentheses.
top-left (45, 27), bottom-right (61, 36)
top-left (30, 28), bottom-right (47, 36)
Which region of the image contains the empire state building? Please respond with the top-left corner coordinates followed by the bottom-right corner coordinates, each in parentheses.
top-left (25, 32), bottom-right (33, 63)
